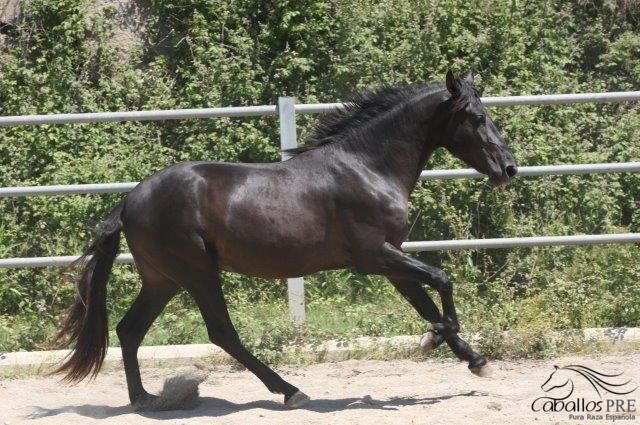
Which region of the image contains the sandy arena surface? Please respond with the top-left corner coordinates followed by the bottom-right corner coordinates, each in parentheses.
top-left (1, 352), bottom-right (639, 424)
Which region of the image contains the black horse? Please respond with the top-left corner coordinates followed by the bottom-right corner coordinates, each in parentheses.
top-left (54, 70), bottom-right (517, 409)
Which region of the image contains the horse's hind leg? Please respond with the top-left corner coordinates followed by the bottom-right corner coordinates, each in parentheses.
top-left (389, 278), bottom-right (488, 374)
top-left (181, 266), bottom-right (308, 408)
top-left (116, 262), bottom-right (178, 406)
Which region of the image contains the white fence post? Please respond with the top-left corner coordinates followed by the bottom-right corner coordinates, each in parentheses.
top-left (278, 96), bottom-right (306, 325)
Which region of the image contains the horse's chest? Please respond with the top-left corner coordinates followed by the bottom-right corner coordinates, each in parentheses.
top-left (366, 189), bottom-right (409, 229)
top-left (384, 203), bottom-right (409, 230)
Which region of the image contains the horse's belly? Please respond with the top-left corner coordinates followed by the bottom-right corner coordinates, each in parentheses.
top-left (215, 212), bottom-right (347, 277)
top-left (217, 241), bottom-right (348, 278)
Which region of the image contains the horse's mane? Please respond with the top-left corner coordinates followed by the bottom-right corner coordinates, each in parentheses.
top-left (285, 79), bottom-right (474, 155)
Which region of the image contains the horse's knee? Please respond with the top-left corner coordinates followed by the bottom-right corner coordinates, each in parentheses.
top-left (434, 316), bottom-right (459, 335)
top-left (432, 269), bottom-right (452, 293)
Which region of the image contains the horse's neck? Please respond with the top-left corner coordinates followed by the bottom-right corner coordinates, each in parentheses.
top-left (352, 100), bottom-right (443, 196)
top-left (377, 141), bottom-right (435, 196)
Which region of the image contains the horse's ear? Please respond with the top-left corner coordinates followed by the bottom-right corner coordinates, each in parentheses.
top-left (446, 70), bottom-right (459, 94)
top-left (463, 70), bottom-right (475, 85)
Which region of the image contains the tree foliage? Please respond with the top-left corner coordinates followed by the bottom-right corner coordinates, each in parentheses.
top-left (0, 0), bottom-right (639, 351)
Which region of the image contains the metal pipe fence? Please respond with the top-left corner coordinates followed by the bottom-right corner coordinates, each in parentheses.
top-left (2, 90), bottom-right (640, 324)
top-left (2, 91), bottom-right (638, 126)
top-left (402, 233), bottom-right (640, 252)
top-left (3, 162), bottom-right (640, 198)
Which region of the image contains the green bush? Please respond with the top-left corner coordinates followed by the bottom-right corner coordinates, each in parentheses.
top-left (0, 0), bottom-right (639, 356)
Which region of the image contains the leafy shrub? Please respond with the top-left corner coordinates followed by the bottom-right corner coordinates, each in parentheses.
top-left (0, 0), bottom-right (639, 355)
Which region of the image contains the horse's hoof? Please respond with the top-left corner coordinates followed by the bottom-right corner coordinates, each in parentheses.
top-left (469, 357), bottom-right (492, 377)
top-left (419, 331), bottom-right (438, 354)
top-left (285, 390), bottom-right (310, 409)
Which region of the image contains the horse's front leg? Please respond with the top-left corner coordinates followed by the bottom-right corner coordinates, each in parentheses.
top-left (389, 278), bottom-right (488, 375)
top-left (362, 242), bottom-right (460, 333)
top-left (358, 242), bottom-right (489, 375)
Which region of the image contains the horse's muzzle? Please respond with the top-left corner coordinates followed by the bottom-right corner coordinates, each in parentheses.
top-left (489, 163), bottom-right (518, 186)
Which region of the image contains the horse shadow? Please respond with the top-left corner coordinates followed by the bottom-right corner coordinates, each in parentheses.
top-left (26, 390), bottom-right (487, 420)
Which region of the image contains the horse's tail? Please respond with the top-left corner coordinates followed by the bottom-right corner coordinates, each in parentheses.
top-left (52, 201), bottom-right (125, 382)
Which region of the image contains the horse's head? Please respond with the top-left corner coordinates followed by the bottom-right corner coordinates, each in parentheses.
top-left (440, 70), bottom-right (517, 186)
top-left (541, 365), bottom-right (571, 393)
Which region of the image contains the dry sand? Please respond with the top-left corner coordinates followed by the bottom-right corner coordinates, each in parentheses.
top-left (1, 352), bottom-right (639, 424)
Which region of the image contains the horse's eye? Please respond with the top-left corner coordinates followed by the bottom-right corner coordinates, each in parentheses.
top-left (472, 114), bottom-right (485, 124)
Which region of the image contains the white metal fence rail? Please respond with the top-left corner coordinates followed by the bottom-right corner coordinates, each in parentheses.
top-left (3, 162), bottom-right (640, 197)
top-left (2, 91), bottom-right (640, 323)
top-left (1, 91), bottom-right (638, 126)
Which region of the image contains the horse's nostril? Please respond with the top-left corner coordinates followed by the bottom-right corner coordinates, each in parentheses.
top-left (506, 165), bottom-right (518, 178)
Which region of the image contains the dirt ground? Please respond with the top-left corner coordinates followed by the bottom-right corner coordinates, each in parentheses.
top-left (1, 352), bottom-right (639, 424)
